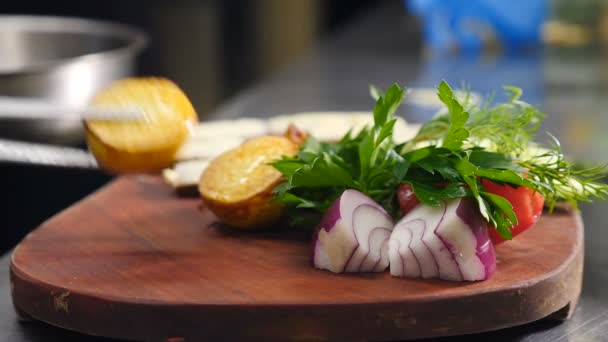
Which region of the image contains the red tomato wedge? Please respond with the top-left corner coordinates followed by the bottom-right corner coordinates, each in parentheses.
top-left (397, 184), bottom-right (420, 216)
top-left (481, 179), bottom-right (544, 244)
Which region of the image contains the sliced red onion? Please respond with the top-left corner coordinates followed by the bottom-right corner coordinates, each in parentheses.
top-left (388, 226), bottom-right (421, 277)
top-left (312, 190), bottom-right (394, 273)
top-left (388, 198), bottom-right (496, 281)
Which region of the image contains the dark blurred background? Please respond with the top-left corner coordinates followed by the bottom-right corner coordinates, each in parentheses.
top-left (0, 0), bottom-right (399, 253)
top-left (0, 0), bottom-right (389, 116)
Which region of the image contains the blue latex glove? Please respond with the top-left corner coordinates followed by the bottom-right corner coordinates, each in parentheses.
top-left (407, 0), bottom-right (547, 51)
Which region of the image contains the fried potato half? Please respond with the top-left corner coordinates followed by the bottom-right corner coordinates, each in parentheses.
top-left (199, 136), bottom-right (298, 229)
top-left (85, 77), bottom-right (197, 173)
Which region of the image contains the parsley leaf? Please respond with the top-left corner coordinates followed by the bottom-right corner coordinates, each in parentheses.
top-left (409, 181), bottom-right (468, 206)
top-left (437, 81), bottom-right (470, 150)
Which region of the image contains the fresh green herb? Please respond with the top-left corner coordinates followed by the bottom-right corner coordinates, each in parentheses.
top-left (466, 87), bottom-right (545, 158)
top-left (519, 137), bottom-right (608, 211)
top-left (402, 83), bottom-right (545, 158)
top-left (272, 84), bottom-right (408, 216)
top-left (436, 81), bottom-right (470, 151)
top-left (272, 80), bottom-right (608, 239)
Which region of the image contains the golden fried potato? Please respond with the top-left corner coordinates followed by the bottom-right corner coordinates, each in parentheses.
top-left (85, 77), bottom-right (197, 174)
top-left (199, 136), bottom-right (298, 229)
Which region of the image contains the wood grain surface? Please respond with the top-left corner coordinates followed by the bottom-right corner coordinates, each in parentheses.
top-left (10, 176), bottom-right (584, 342)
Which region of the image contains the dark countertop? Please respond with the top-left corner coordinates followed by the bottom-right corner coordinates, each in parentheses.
top-left (2, 1), bottom-right (608, 341)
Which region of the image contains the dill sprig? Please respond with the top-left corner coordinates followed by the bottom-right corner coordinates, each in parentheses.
top-left (466, 86), bottom-right (545, 158)
top-left (519, 138), bottom-right (608, 211)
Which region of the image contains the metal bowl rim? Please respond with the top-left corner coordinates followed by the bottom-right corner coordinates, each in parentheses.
top-left (0, 15), bottom-right (148, 75)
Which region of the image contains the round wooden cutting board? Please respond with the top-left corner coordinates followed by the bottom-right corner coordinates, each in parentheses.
top-left (10, 176), bottom-right (584, 342)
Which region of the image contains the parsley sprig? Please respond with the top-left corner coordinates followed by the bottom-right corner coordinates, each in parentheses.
top-left (272, 84), bottom-right (408, 216)
top-left (272, 81), bottom-right (608, 239)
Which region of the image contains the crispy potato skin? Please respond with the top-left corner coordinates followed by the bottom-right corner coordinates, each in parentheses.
top-left (202, 179), bottom-right (285, 229)
top-left (198, 136), bottom-right (298, 229)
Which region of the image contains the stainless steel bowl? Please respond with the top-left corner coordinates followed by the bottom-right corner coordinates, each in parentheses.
top-left (0, 15), bottom-right (147, 144)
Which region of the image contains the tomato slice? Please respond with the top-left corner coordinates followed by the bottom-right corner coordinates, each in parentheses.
top-left (397, 184), bottom-right (420, 216)
top-left (481, 179), bottom-right (544, 244)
